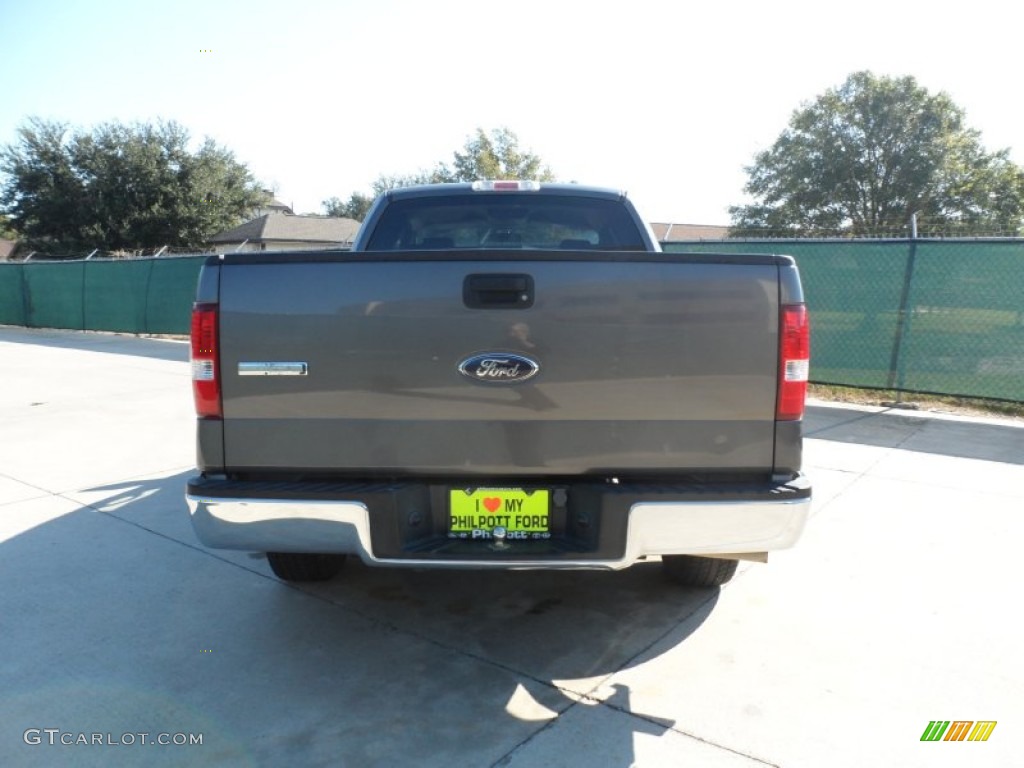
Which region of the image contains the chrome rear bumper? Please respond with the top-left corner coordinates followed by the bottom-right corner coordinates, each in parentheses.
top-left (186, 490), bottom-right (810, 569)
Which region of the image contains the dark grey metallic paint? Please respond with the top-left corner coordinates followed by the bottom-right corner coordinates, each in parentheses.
top-left (214, 257), bottom-right (782, 475)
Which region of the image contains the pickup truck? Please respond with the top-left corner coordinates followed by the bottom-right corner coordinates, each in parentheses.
top-left (186, 181), bottom-right (811, 588)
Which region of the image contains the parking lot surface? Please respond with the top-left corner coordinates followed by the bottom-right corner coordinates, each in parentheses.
top-left (1, 327), bottom-right (1021, 767)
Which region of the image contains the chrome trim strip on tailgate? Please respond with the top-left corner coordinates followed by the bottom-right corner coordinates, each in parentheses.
top-left (186, 495), bottom-right (811, 570)
top-left (238, 362), bottom-right (308, 376)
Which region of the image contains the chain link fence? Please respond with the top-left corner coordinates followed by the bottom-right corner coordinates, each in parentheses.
top-left (0, 254), bottom-right (206, 334)
top-left (663, 239), bottom-right (1024, 402)
top-left (3, 240), bottom-right (1023, 402)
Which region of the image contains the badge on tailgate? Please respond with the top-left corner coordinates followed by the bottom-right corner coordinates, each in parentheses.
top-left (457, 352), bottom-right (540, 384)
top-left (238, 362), bottom-right (308, 376)
top-left (449, 488), bottom-right (550, 540)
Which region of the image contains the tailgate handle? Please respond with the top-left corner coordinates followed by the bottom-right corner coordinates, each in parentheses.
top-left (464, 274), bottom-right (534, 309)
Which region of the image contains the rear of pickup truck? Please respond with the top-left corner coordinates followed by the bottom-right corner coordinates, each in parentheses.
top-left (186, 183), bottom-right (810, 587)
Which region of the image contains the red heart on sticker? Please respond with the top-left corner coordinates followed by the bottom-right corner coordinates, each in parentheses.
top-left (483, 497), bottom-right (501, 513)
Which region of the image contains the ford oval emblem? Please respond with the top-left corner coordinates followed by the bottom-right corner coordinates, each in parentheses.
top-left (458, 352), bottom-right (540, 384)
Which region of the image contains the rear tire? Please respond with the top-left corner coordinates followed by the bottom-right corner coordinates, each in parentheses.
top-left (661, 555), bottom-right (738, 587)
top-left (266, 552), bottom-right (346, 582)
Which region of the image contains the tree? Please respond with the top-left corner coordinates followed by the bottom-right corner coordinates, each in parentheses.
top-left (324, 127), bottom-right (555, 221)
top-left (439, 127), bottom-right (556, 183)
top-left (0, 214), bottom-right (16, 240)
top-left (0, 118), bottom-right (267, 251)
top-left (322, 192), bottom-right (374, 221)
top-left (729, 72), bottom-right (1024, 237)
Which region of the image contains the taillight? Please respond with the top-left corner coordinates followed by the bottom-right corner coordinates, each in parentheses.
top-left (191, 303), bottom-right (221, 418)
top-left (777, 304), bottom-right (810, 420)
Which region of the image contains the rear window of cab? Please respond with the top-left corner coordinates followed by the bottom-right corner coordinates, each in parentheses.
top-left (365, 194), bottom-right (646, 251)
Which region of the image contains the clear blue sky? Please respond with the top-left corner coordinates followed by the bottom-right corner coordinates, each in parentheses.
top-left (2, 0), bottom-right (1021, 223)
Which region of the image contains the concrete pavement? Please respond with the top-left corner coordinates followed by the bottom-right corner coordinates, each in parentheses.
top-left (1, 326), bottom-right (1021, 767)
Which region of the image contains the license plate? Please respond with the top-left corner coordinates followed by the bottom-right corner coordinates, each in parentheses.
top-left (449, 488), bottom-right (550, 539)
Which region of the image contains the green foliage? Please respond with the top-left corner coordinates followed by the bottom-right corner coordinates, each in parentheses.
top-left (325, 127), bottom-right (555, 221)
top-left (0, 117), bottom-right (266, 250)
top-left (322, 192), bottom-right (374, 221)
top-left (440, 127), bottom-right (556, 183)
top-left (369, 172), bottom-right (445, 193)
top-left (730, 72), bottom-right (1024, 237)
top-left (0, 213), bottom-right (16, 240)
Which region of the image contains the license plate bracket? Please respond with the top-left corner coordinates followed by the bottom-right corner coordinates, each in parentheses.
top-left (448, 488), bottom-right (551, 540)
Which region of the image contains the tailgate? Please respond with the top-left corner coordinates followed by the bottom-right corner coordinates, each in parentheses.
top-left (217, 252), bottom-right (781, 476)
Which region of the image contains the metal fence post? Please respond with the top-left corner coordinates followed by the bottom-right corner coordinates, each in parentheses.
top-left (886, 220), bottom-right (919, 394)
top-left (143, 257), bottom-right (156, 334)
top-left (80, 259), bottom-right (88, 331)
top-left (19, 260), bottom-right (31, 327)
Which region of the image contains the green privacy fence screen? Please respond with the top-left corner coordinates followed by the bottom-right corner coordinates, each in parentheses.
top-left (0, 255), bottom-right (205, 334)
top-left (2, 243), bottom-right (1023, 401)
top-left (663, 239), bottom-right (1024, 402)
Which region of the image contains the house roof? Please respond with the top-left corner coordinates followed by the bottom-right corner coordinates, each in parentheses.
top-left (253, 189), bottom-right (293, 215)
top-left (650, 222), bottom-right (730, 241)
top-left (210, 212), bottom-right (361, 245)
top-left (256, 198), bottom-right (294, 216)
